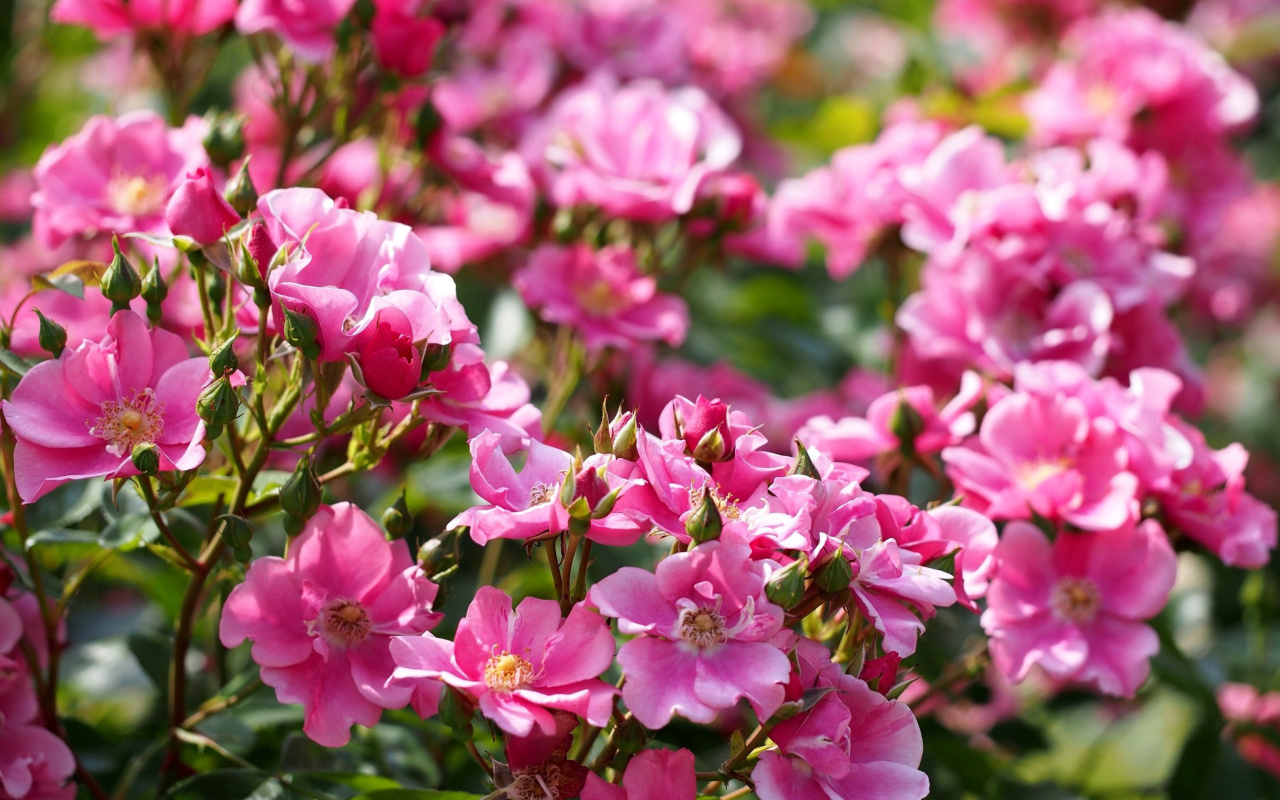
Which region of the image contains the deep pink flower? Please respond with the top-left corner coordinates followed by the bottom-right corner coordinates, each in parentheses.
top-left (589, 535), bottom-right (790, 728)
top-left (235, 0), bottom-right (356, 62)
top-left (50, 0), bottom-right (236, 38)
top-left (32, 111), bottom-right (208, 250)
top-left (354, 307), bottom-right (423, 401)
top-left (220, 503), bottom-right (442, 746)
top-left (521, 74), bottom-right (742, 222)
top-left (1158, 420), bottom-right (1277, 568)
top-left (165, 166), bottom-right (240, 245)
top-left (257, 187), bottom-right (476, 362)
top-left (370, 1), bottom-right (444, 78)
top-left (389, 588), bottom-right (617, 737)
top-left (503, 713), bottom-right (589, 800)
top-left (514, 244), bottom-right (689, 354)
top-left (943, 388), bottom-right (1139, 531)
top-left (755, 638), bottom-right (928, 800)
top-left (581, 748), bottom-right (697, 800)
top-left (981, 519), bottom-right (1176, 696)
top-left (1, 311), bottom-right (213, 503)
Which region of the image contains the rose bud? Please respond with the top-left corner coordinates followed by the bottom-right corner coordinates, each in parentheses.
top-left (165, 167), bottom-right (241, 245)
top-left (680, 396), bottom-right (734, 463)
top-left (355, 307), bottom-right (422, 401)
top-left (372, 13), bottom-right (444, 78)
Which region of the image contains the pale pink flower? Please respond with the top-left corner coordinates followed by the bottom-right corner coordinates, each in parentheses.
top-left (981, 519), bottom-right (1177, 696)
top-left (514, 244), bottom-right (689, 354)
top-left (389, 588), bottom-right (617, 737)
top-left (32, 111), bottom-right (209, 250)
top-left (521, 74), bottom-right (742, 222)
top-left (51, 0), bottom-right (236, 38)
top-left (417, 345), bottom-right (543, 453)
top-left (1158, 420), bottom-right (1277, 568)
top-left (671, 0), bottom-right (813, 96)
top-left (556, 0), bottom-right (688, 84)
top-left (581, 748), bottom-right (697, 800)
top-left (433, 28), bottom-right (558, 132)
top-left (220, 503), bottom-right (442, 747)
top-left (450, 431), bottom-right (571, 544)
top-left (1, 311), bottom-right (213, 503)
top-left (942, 388), bottom-right (1139, 531)
top-left (755, 638), bottom-right (928, 800)
top-left (589, 535), bottom-right (790, 729)
top-left (235, 0), bottom-right (356, 62)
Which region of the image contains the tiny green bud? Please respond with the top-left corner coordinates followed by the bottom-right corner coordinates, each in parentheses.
top-left (196, 375), bottom-right (240, 431)
top-left (889, 394), bottom-right (926, 456)
top-left (102, 235), bottom-right (141, 311)
top-left (418, 528), bottom-right (459, 575)
top-left (691, 427), bottom-right (727, 464)
top-left (414, 101), bottom-right (443, 149)
top-left (788, 439), bottom-right (821, 479)
top-left (209, 337), bottom-right (239, 376)
top-left (202, 113), bottom-right (245, 169)
top-left (223, 158), bottom-right (258, 218)
top-left (684, 488), bottom-right (723, 544)
top-left (219, 514), bottom-right (254, 548)
top-left (592, 403), bottom-right (613, 456)
top-left (765, 555), bottom-right (808, 610)
top-left (281, 306), bottom-right (321, 359)
top-left (814, 546), bottom-right (853, 594)
top-left (32, 310), bottom-right (66, 358)
top-left (141, 258), bottom-right (168, 323)
top-left (280, 455), bottom-right (322, 520)
top-left (382, 492), bottom-right (412, 538)
top-left (611, 410), bottom-right (638, 461)
top-left (419, 342), bottom-right (452, 377)
top-left (130, 442), bottom-right (160, 475)
top-left (613, 716), bottom-right (647, 756)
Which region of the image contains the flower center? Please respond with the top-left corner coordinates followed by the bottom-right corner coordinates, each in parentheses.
top-left (484, 651), bottom-right (535, 692)
top-left (572, 280), bottom-right (628, 316)
top-left (107, 172), bottom-right (169, 218)
top-left (89, 388), bottom-right (166, 458)
top-left (678, 605), bottom-right (728, 649)
top-left (528, 481), bottom-right (556, 507)
top-left (321, 599), bottom-right (371, 645)
top-left (1051, 577), bottom-right (1101, 624)
top-left (1014, 458), bottom-right (1071, 491)
top-left (508, 767), bottom-right (564, 800)
top-left (687, 482), bottom-right (741, 521)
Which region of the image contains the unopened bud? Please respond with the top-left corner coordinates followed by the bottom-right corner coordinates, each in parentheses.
top-left (592, 404), bottom-right (613, 456)
top-left (245, 221), bottom-right (276, 280)
top-left (203, 113), bottom-right (245, 169)
top-left (766, 555), bottom-right (808, 610)
top-left (32, 310), bottom-right (66, 358)
top-left (788, 440), bottom-right (820, 479)
top-left (609, 408), bottom-right (638, 461)
top-left (382, 492), bottom-right (411, 538)
top-left (281, 306), bottom-right (321, 359)
top-left (223, 158), bottom-right (258, 218)
top-left (889, 395), bottom-right (926, 455)
top-left (220, 514), bottom-right (254, 552)
top-left (209, 337), bottom-right (238, 376)
top-left (418, 528), bottom-right (459, 575)
top-left (280, 455), bottom-right (322, 520)
top-left (131, 442), bottom-right (160, 475)
top-left (684, 488), bottom-right (723, 544)
top-left (613, 716), bottom-right (647, 756)
top-left (102, 235), bottom-right (141, 311)
top-left (141, 258), bottom-right (168, 323)
top-left (419, 342), bottom-right (452, 376)
top-left (814, 546), bottom-right (853, 594)
top-left (196, 375), bottom-right (240, 437)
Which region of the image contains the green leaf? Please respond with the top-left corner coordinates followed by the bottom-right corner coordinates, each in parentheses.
top-left (297, 772), bottom-right (403, 792)
top-left (162, 769), bottom-right (283, 800)
top-left (0, 349), bottom-right (32, 376)
top-left (27, 528), bottom-right (98, 547)
top-left (178, 475), bottom-right (239, 507)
